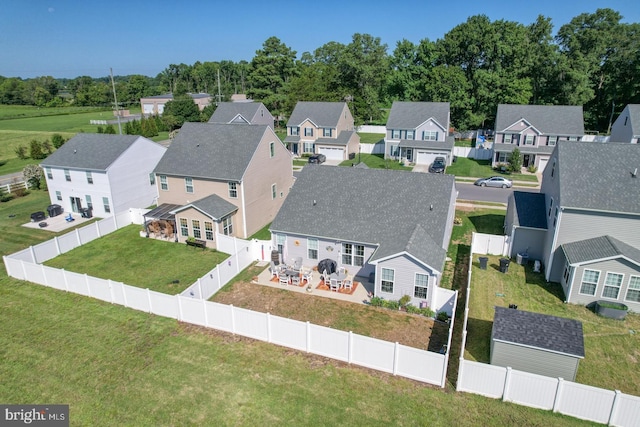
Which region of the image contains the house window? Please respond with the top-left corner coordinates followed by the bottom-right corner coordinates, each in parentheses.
top-left (304, 127), bottom-right (314, 137)
top-left (192, 220), bottom-right (201, 239)
top-left (271, 184), bottom-right (277, 200)
top-left (524, 135), bottom-right (535, 145)
top-left (551, 161), bottom-right (556, 178)
top-left (568, 136), bottom-right (579, 141)
top-left (406, 130), bottom-right (415, 140)
top-left (381, 268), bottom-right (394, 293)
top-left (185, 177), bottom-right (193, 193)
top-left (275, 233), bottom-right (285, 254)
top-left (391, 129), bottom-right (401, 139)
top-left (563, 261), bottom-right (571, 283)
top-left (497, 152), bottom-right (509, 163)
top-left (269, 142), bottom-right (275, 158)
top-left (46, 167), bottom-right (52, 179)
top-left (625, 276), bottom-right (640, 303)
top-left (85, 195), bottom-right (92, 210)
top-left (548, 198), bottom-right (554, 217)
top-left (354, 245), bottom-right (364, 266)
top-left (102, 197), bottom-right (110, 213)
top-left (308, 238), bottom-right (318, 260)
top-left (548, 136), bottom-right (557, 146)
top-left (579, 269), bottom-right (600, 296)
top-left (64, 169), bottom-right (71, 182)
top-left (222, 217), bottom-right (233, 235)
top-left (160, 175), bottom-right (168, 191)
top-left (180, 218), bottom-right (188, 237)
top-left (602, 272), bottom-right (623, 299)
top-left (553, 207), bottom-right (559, 227)
top-left (503, 134), bottom-right (512, 144)
top-left (414, 273), bottom-right (429, 299)
top-left (290, 127), bottom-right (299, 136)
top-left (55, 191), bottom-right (62, 201)
top-left (86, 171), bottom-right (93, 184)
top-left (423, 131), bottom-right (438, 141)
top-left (228, 182), bottom-right (237, 198)
top-left (149, 173), bottom-right (155, 185)
top-left (389, 145), bottom-right (399, 157)
top-left (323, 128), bottom-right (332, 137)
top-left (341, 243), bottom-right (364, 266)
top-left (204, 221), bottom-right (214, 241)
top-left (303, 142), bottom-right (315, 153)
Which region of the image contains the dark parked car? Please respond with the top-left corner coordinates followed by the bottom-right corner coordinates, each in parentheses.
top-left (308, 154), bottom-right (326, 164)
top-left (428, 157), bottom-right (446, 173)
top-left (474, 176), bottom-right (513, 188)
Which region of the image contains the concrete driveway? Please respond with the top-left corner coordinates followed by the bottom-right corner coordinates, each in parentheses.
top-left (412, 164), bottom-right (429, 173)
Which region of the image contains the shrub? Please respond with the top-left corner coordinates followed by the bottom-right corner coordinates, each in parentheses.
top-left (405, 304), bottom-right (420, 314)
top-left (29, 139), bottom-right (45, 160)
top-left (419, 307), bottom-right (435, 317)
top-left (527, 165), bottom-right (538, 173)
top-left (383, 300), bottom-right (400, 310)
top-left (436, 311), bottom-right (450, 322)
top-left (52, 133), bottom-right (66, 149)
top-left (369, 296), bottom-right (385, 307)
top-left (399, 295), bottom-right (411, 307)
top-left (15, 145), bottom-right (28, 160)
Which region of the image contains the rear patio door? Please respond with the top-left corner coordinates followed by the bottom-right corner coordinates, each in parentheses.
top-left (70, 197), bottom-right (82, 213)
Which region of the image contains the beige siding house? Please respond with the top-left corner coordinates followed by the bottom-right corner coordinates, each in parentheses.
top-left (140, 93), bottom-right (212, 115)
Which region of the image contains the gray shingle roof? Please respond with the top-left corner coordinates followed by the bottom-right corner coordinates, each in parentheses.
top-left (562, 235), bottom-right (640, 265)
top-left (507, 191), bottom-right (547, 229)
top-left (386, 102), bottom-right (450, 130)
top-left (270, 166), bottom-right (455, 271)
top-left (315, 131), bottom-right (356, 146)
top-left (154, 122), bottom-right (269, 181)
top-left (556, 141), bottom-right (640, 214)
top-left (286, 102), bottom-right (348, 128)
top-left (496, 104), bottom-right (584, 135)
top-left (493, 144), bottom-right (555, 155)
top-left (399, 135), bottom-right (455, 151)
top-left (40, 133), bottom-right (143, 171)
top-left (172, 194), bottom-right (237, 220)
top-left (626, 104), bottom-right (640, 136)
top-left (492, 306), bottom-right (585, 358)
top-left (208, 102), bottom-right (267, 124)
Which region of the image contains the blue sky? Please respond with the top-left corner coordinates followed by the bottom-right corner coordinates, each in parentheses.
top-left (1, 0), bottom-right (639, 79)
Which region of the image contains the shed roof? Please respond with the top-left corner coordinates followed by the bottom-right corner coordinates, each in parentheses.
top-left (496, 104), bottom-right (584, 135)
top-left (492, 306), bottom-right (585, 358)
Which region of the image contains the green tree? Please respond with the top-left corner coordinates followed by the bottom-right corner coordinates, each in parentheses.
top-left (104, 125), bottom-right (116, 134)
top-left (29, 140), bottom-right (46, 160)
top-left (23, 164), bottom-right (44, 190)
top-left (162, 96), bottom-right (200, 130)
top-left (51, 134), bottom-right (66, 149)
top-left (508, 148), bottom-right (523, 172)
top-left (14, 145), bottom-right (27, 160)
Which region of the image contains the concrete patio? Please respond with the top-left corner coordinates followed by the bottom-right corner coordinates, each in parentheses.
top-left (22, 212), bottom-right (94, 233)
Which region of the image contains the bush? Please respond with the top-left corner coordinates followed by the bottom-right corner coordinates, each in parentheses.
top-left (527, 165), bottom-right (538, 173)
top-left (399, 295), bottom-right (411, 307)
top-left (14, 145), bottom-right (28, 160)
top-left (369, 296), bottom-right (385, 307)
top-left (436, 311), bottom-right (450, 323)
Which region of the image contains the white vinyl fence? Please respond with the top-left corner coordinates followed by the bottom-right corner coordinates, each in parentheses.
top-left (359, 142), bottom-right (385, 155)
top-left (453, 146), bottom-right (493, 160)
top-left (470, 232), bottom-right (509, 256)
top-left (4, 216), bottom-right (454, 388)
top-left (455, 233), bottom-right (640, 426)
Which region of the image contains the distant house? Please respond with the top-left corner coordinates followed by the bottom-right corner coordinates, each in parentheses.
top-left (384, 101), bottom-right (454, 167)
top-left (491, 307), bottom-right (584, 381)
top-left (140, 93), bottom-right (212, 115)
top-left (270, 166), bottom-right (456, 310)
top-left (208, 102), bottom-right (274, 128)
top-left (284, 102), bottom-right (359, 161)
top-left (609, 104), bottom-right (640, 144)
top-left (41, 134), bottom-right (166, 217)
top-left (152, 123), bottom-right (293, 247)
top-left (491, 104), bottom-right (584, 172)
top-left (505, 141), bottom-right (640, 312)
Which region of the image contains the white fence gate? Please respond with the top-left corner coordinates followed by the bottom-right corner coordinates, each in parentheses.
top-left (470, 232), bottom-right (509, 256)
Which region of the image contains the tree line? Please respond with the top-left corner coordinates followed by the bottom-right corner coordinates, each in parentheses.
top-left (1, 8), bottom-right (637, 132)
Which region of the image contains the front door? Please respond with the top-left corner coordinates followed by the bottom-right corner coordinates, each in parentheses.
top-left (70, 197), bottom-right (82, 213)
top-left (523, 154), bottom-right (531, 168)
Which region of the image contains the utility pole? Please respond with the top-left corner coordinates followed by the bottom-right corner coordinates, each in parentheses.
top-left (216, 68), bottom-right (222, 105)
top-left (110, 68), bottom-right (122, 135)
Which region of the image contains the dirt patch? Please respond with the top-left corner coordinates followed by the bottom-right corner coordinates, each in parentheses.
top-left (211, 265), bottom-right (448, 352)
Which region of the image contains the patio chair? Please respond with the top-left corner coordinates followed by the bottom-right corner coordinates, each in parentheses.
top-left (302, 270), bottom-right (313, 284)
top-left (329, 278), bottom-right (340, 292)
top-left (290, 275), bottom-right (301, 286)
top-left (338, 266), bottom-right (346, 275)
top-left (343, 278), bottom-right (353, 291)
top-left (279, 272), bottom-right (289, 286)
top-left (270, 261), bottom-right (280, 279)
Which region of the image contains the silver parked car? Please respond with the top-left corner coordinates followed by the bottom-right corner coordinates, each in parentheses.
top-left (474, 176), bottom-right (513, 188)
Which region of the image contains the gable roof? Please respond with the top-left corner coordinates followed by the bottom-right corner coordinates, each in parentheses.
top-left (386, 101), bottom-right (450, 130)
top-left (623, 104), bottom-right (640, 136)
top-left (41, 134), bottom-right (144, 171)
top-left (492, 306), bottom-right (585, 358)
top-left (286, 102), bottom-right (348, 128)
top-left (171, 194), bottom-right (237, 220)
top-left (496, 104), bottom-right (584, 135)
top-left (556, 141), bottom-right (640, 214)
top-left (507, 191), bottom-right (547, 229)
top-left (562, 235), bottom-right (640, 266)
top-left (208, 102), bottom-right (270, 124)
top-left (399, 135), bottom-right (455, 151)
top-left (154, 122), bottom-right (270, 181)
top-left (270, 166), bottom-right (455, 270)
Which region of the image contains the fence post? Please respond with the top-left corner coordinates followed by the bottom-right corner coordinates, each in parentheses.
top-left (177, 294), bottom-right (183, 321)
top-left (85, 274), bottom-right (91, 297)
top-left (96, 221), bottom-right (101, 238)
top-left (230, 304), bottom-right (236, 334)
top-left (216, 267), bottom-right (222, 291)
top-left (54, 236), bottom-right (61, 256)
top-left (41, 264), bottom-right (48, 287)
top-left (393, 342), bottom-right (399, 376)
top-left (62, 269), bottom-right (69, 291)
top-left (502, 367), bottom-right (513, 401)
top-left (75, 228), bottom-right (82, 246)
top-left (266, 312), bottom-right (272, 343)
top-left (108, 279), bottom-right (115, 303)
top-left (147, 289), bottom-right (153, 313)
top-left (21, 260), bottom-right (28, 280)
top-left (112, 214), bottom-right (118, 229)
top-left (202, 299), bottom-right (209, 327)
top-left (456, 357), bottom-right (465, 391)
top-left (30, 246), bottom-right (37, 264)
top-left (348, 331), bottom-right (353, 364)
top-left (121, 282), bottom-right (128, 308)
top-left (306, 321), bottom-right (311, 353)
top-left (198, 278), bottom-right (203, 299)
top-left (552, 378), bottom-right (564, 412)
top-left (608, 390), bottom-right (622, 425)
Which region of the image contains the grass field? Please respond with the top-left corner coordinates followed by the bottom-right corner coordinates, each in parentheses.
top-left (446, 158), bottom-right (539, 183)
top-left (358, 132), bottom-right (384, 144)
top-left (339, 153), bottom-right (412, 170)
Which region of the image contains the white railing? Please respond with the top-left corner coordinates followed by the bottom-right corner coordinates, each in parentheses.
top-left (455, 232), bottom-right (640, 426)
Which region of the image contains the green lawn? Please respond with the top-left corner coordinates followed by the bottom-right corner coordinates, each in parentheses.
top-left (357, 132), bottom-right (384, 144)
top-left (44, 224), bottom-right (229, 294)
top-left (339, 153), bottom-right (412, 170)
top-left (446, 158), bottom-right (538, 183)
top-left (0, 104), bottom-right (111, 120)
top-left (454, 138), bottom-right (475, 147)
top-left (249, 222), bottom-right (272, 240)
top-left (467, 254), bottom-right (640, 396)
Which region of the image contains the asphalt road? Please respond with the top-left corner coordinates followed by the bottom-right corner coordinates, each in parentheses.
top-left (455, 182), bottom-right (539, 204)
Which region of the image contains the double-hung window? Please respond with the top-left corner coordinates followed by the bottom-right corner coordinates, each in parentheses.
top-left (86, 171), bottom-right (93, 184)
top-left (160, 175), bottom-right (168, 191)
top-left (269, 142), bottom-right (275, 158)
top-left (323, 128), bottom-right (332, 137)
top-left (342, 243), bottom-right (364, 266)
top-left (192, 220), bottom-right (201, 239)
top-left (625, 276), bottom-right (640, 303)
top-left (391, 129), bottom-right (401, 139)
top-left (46, 167), bottom-right (53, 179)
top-left (579, 269), bottom-right (599, 295)
top-left (548, 136), bottom-right (557, 146)
top-left (55, 191), bottom-right (62, 201)
top-left (180, 218), bottom-right (188, 237)
top-left (149, 173), bottom-right (155, 185)
top-left (304, 127), bottom-right (314, 137)
top-left (204, 221), bottom-right (214, 240)
top-left (275, 234), bottom-right (285, 254)
top-left (406, 130), bottom-right (415, 140)
top-left (185, 177), bottom-right (193, 193)
top-left (85, 195), bottom-right (93, 210)
top-left (222, 217), bottom-right (233, 235)
top-left (228, 182), bottom-right (237, 198)
top-left (423, 131), bottom-right (438, 141)
top-left (602, 272), bottom-right (623, 299)
top-left (503, 134), bottom-right (512, 144)
top-left (414, 273), bottom-right (429, 299)
top-left (525, 135), bottom-right (535, 145)
top-left (271, 184), bottom-right (277, 200)
top-left (64, 169), bottom-right (71, 182)
top-left (290, 127), bottom-right (299, 136)
top-left (381, 268), bottom-right (394, 293)
top-left (102, 197), bottom-right (111, 213)
top-left (303, 142), bottom-right (315, 153)
top-left (307, 238), bottom-right (318, 260)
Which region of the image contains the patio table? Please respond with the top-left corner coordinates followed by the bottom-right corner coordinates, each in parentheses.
top-left (330, 272), bottom-right (347, 281)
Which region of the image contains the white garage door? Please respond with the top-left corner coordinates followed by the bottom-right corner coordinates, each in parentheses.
top-left (538, 157), bottom-right (549, 172)
top-left (318, 146), bottom-right (344, 161)
top-left (416, 151), bottom-right (444, 165)
top-left (143, 103), bottom-right (154, 114)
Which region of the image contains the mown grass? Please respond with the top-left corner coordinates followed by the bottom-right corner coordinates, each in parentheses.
top-left (44, 224), bottom-right (229, 294)
top-left (248, 222), bottom-right (272, 241)
top-left (447, 158), bottom-right (538, 182)
top-left (0, 104), bottom-right (110, 120)
top-left (358, 132), bottom-right (384, 144)
top-left (467, 254), bottom-right (640, 396)
top-left (0, 192), bottom-right (596, 425)
top-left (339, 153), bottom-right (412, 170)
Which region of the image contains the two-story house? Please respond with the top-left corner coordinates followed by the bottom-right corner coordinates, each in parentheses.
top-left (140, 93), bottom-right (212, 115)
top-left (208, 102), bottom-right (274, 128)
top-left (384, 101), bottom-right (454, 167)
top-left (609, 104), bottom-right (640, 144)
top-left (505, 141), bottom-right (640, 312)
top-left (284, 102), bottom-right (359, 161)
top-left (152, 122), bottom-right (293, 247)
top-left (492, 104), bottom-right (584, 172)
top-left (41, 134), bottom-right (166, 217)
top-left (270, 166), bottom-right (456, 310)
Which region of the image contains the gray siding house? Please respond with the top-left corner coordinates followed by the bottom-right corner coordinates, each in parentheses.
top-left (491, 307), bottom-right (584, 381)
top-left (208, 102), bottom-right (274, 128)
top-left (609, 104), bottom-right (640, 144)
top-left (384, 101), bottom-right (454, 167)
top-left (270, 166), bottom-right (456, 310)
top-left (492, 104), bottom-right (584, 172)
top-left (507, 141), bottom-right (640, 312)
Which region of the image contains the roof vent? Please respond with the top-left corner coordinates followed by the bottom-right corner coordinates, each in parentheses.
top-left (313, 199), bottom-right (317, 206)
top-left (632, 168), bottom-right (638, 178)
top-left (430, 204), bottom-right (433, 211)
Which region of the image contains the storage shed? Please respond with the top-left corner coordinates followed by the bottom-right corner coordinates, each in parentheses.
top-left (490, 306), bottom-right (584, 381)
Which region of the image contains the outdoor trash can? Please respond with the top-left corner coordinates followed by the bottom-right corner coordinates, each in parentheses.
top-left (47, 204), bottom-right (63, 217)
top-left (478, 257), bottom-right (488, 270)
top-left (499, 258), bottom-right (510, 273)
